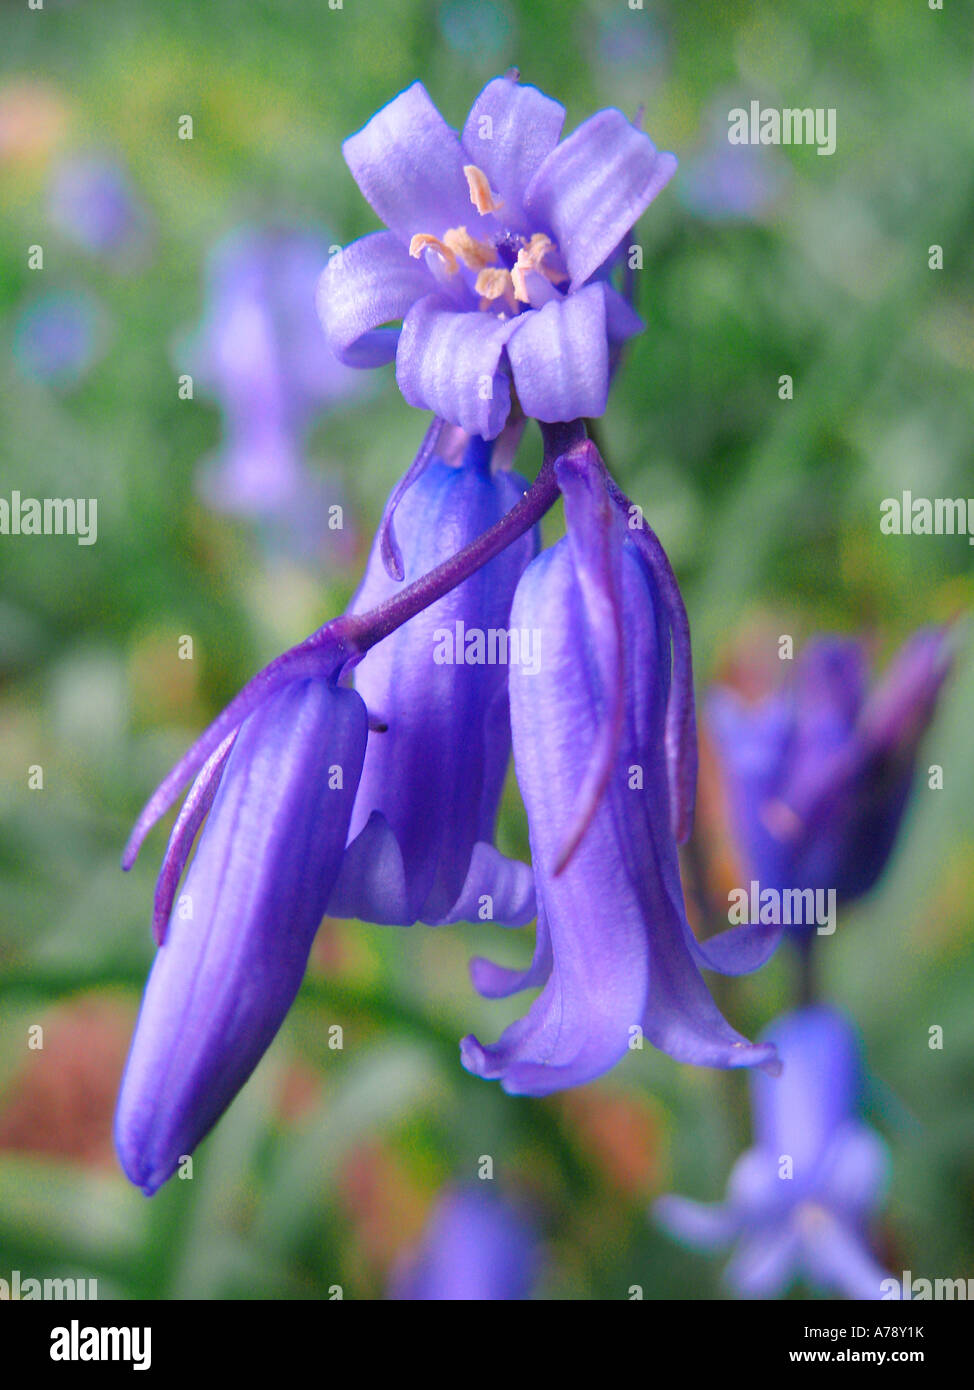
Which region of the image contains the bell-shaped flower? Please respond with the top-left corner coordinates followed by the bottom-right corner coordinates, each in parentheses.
top-left (708, 630), bottom-right (953, 916)
top-left (183, 225), bottom-right (361, 560)
top-left (115, 631), bottom-right (368, 1195)
top-left (460, 443), bottom-right (779, 1095)
top-left (328, 427), bottom-right (536, 926)
top-left (388, 1185), bottom-right (540, 1301)
top-left (318, 73), bottom-right (674, 438)
top-left (655, 1006), bottom-right (892, 1299)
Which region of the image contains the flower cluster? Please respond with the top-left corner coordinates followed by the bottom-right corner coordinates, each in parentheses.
top-left (116, 67), bottom-right (954, 1302)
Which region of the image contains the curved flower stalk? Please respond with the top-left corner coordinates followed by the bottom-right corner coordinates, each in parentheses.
top-left (115, 673), bottom-right (368, 1195)
top-left (329, 430), bottom-right (537, 926)
top-left (184, 226), bottom-right (361, 561)
top-left (655, 1007), bottom-right (892, 1300)
top-left (709, 629), bottom-right (954, 920)
top-left (461, 443), bottom-right (781, 1096)
top-left (318, 73), bottom-right (674, 438)
top-left (388, 1185), bottom-right (540, 1301)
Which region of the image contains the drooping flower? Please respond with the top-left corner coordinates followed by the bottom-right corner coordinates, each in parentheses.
top-left (655, 1006), bottom-right (892, 1300)
top-left (328, 427), bottom-right (536, 926)
top-left (184, 226), bottom-right (361, 562)
top-left (708, 630), bottom-right (953, 919)
top-left (47, 152), bottom-right (153, 261)
top-left (116, 631), bottom-right (368, 1195)
top-left (461, 442), bottom-right (780, 1095)
top-left (388, 1185), bottom-right (540, 1301)
top-left (318, 74), bottom-right (675, 438)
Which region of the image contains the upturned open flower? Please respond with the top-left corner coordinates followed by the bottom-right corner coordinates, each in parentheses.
top-left (116, 631), bottom-right (368, 1194)
top-left (709, 630), bottom-right (953, 916)
top-left (655, 1006), bottom-right (891, 1300)
top-left (461, 443), bottom-right (779, 1095)
top-left (388, 1185), bottom-right (540, 1301)
top-left (329, 429), bottom-right (536, 926)
top-left (318, 74), bottom-right (675, 438)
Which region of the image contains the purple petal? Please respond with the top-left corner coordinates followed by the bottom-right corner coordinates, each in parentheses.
top-left (396, 295), bottom-right (517, 439)
top-left (605, 473), bottom-right (698, 844)
top-left (525, 109), bottom-right (677, 290)
top-left (316, 230), bottom-right (433, 368)
top-left (115, 680), bottom-right (368, 1195)
top-left (507, 284), bottom-right (611, 424)
top-left (343, 81), bottom-right (476, 245)
top-left (751, 1007), bottom-right (861, 1167)
top-left (332, 446), bottom-right (536, 925)
top-left (461, 76), bottom-right (565, 232)
top-left (152, 732), bottom-right (236, 945)
top-left (550, 444), bottom-right (624, 871)
top-left (725, 1224), bottom-right (799, 1298)
top-left (388, 1185), bottom-right (539, 1301)
top-left (653, 1194), bottom-right (739, 1250)
top-left (122, 625), bottom-right (352, 870)
top-left (377, 415), bottom-right (445, 581)
top-left (800, 1210), bottom-right (891, 1300)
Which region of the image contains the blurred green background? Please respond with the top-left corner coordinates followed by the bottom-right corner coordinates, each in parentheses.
top-left (0, 0), bottom-right (972, 1299)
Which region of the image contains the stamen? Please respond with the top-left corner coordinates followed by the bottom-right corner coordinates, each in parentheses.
top-left (510, 233), bottom-right (568, 303)
top-left (443, 225), bottom-right (497, 271)
top-left (475, 266), bottom-right (517, 312)
top-left (463, 164), bottom-right (504, 215)
top-left (408, 233), bottom-right (458, 274)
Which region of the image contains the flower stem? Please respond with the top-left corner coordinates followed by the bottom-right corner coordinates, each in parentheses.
top-left (344, 419), bottom-right (586, 653)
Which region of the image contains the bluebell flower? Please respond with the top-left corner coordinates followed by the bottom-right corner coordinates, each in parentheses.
top-left (388, 1185), bottom-right (540, 1300)
top-left (461, 443), bottom-right (780, 1095)
top-left (329, 428), bottom-right (536, 926)
top-left (655, 1006), bottom-right (892, 1300)
top-left (47, 153), bottom-right (152, 261)
top-left (318, 74), bottom-right (674, 438)
top-left (709, 630), bottom-right (953, 918)
top-left (116, 632), bottom-right (368, 1194)
top-left (184, 226), bottom-right (361, 560)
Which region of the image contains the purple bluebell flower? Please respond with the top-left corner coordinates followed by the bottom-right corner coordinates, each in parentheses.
top-left (13, 288), bottom-right (109, 388)
top-left (48, 153), bottom-right (152, 261)
top-left (116, 632), bottom-right (368, 1195)
top-left (461, 442), bottom-right (780, 1095)
top-left (318, 74), bottom-right (673, 437)
top-left (709, 630), bottom-right (953, 918)
top-left (388, 1185), bottom-right (539, 1300)
top-left (185, 226), bottom-right (361, 561)
top-left (655, 1006), bottom-right (891, 1300)
top-left (329, 427), bottom-right (536, 926)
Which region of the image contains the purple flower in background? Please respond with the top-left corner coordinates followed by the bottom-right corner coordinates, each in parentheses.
top-left (48, 153), bottom-right (152, 261)
top-left (318, 73), bottom-right (674, 438)
top-left (709, 630), bottom-right (953, 919)
top-left (329, 428), bottom-right (536, 926)
top-left (389, 1185), bottom-right (540, 1300)
top-left (12, 288), bottom-right (109, 388)
top-left (117, 632), bottom-right (368, 1194)
top-left (655, 1006), bottom-right (891, 1299)
top-left (185, 226), bottom-right (361, 562)
top-left (461, 443), bottom-right (780, 1095)
top-left (678, 106), bottom-right (788, 222)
